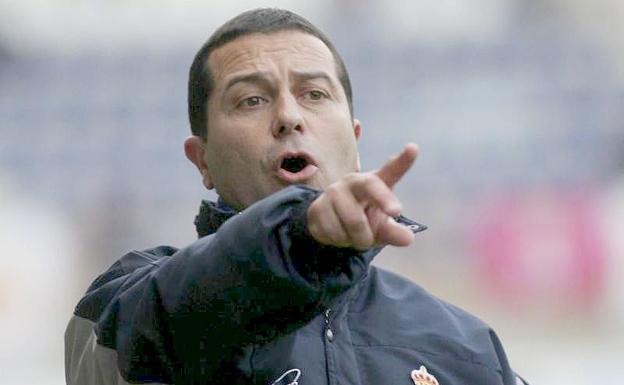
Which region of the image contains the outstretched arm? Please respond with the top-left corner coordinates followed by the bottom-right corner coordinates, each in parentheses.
top-left (66, 145), bottom-right (421, 384)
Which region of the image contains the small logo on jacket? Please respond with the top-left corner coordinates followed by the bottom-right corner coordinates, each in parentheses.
top-left (270, 368), bottom-right (301, 385)
top-left (411, 365), bottom-right (439, 385)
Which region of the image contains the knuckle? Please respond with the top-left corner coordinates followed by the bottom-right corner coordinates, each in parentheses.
top-left (324, 185), bottom-right (340, 200)
top-left (345, 216), bottom-right (367, 232)
top-left (350, 173), bottom-right (379, 195)
top-left (329, 230), bottom-right (348, 246)
top-left (358, 174), bottom-right (375, 188)
top-left (364, 174), bottom-right (386, 192)
top-left (344, 172), bottom-right (365, 185)
top-left (310, 224), bottom-right (332, 245)
top-left (308, 200), bottom-right (321, 217)
top-left (307, 220), bottom-right (320, 236)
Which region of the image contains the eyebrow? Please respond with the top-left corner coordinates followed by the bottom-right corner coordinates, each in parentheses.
top-left (224, 72), bottom-right (273, 92)
top-left (222, 70), bottom-right (339, 98)
top-left (290, 70), bottom-right (335, 85)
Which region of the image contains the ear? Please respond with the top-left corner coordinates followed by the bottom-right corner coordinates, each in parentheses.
top-left (353, 118), bottom-right (362, 171)
top-left (184, 136), bottom-right (214, 190)
top-left (353, 118), bottom-right (361, 140)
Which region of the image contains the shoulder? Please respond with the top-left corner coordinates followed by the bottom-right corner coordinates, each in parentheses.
top-left (74, 245), bottom-right (179, 321)
top-left (85, 245), bottom-right (178, 293)
top-left (352, 266), bottom-right (485, 325)
top-left (349, 266), bottom-right (503, 371)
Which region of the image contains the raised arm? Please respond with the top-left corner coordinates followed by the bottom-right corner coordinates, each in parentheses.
top-left (65, 185), bottom-right (376, 384)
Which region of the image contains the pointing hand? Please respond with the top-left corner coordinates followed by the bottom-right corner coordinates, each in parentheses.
top-left (307, 143), bottom-right (419, 250)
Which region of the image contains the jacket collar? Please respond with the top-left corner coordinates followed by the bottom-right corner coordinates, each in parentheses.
top-left (194, 198), bottom-right (239, 238)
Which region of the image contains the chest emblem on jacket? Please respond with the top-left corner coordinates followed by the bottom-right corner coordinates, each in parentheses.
top-left (270, 368), bottom-right (301, 385)
top-left (410, 365), bottom-right (439, 385)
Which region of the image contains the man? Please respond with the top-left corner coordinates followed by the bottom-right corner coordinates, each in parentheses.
top-left (65, 8), bottom-right (527, 385)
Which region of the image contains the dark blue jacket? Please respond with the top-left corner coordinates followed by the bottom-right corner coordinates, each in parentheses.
top-left (65, 185), bottom-right (527, 385)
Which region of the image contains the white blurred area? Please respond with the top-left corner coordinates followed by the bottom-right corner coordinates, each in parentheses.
top-left (0, 173), bottom-right (80, 385)
top-left (1, 0), bottom-right (623, 384)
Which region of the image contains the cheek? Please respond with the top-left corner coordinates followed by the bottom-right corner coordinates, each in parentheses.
top-left (207, 144), bottom-right (253, 173)
top-left (206, 138), bottom-right (266, 180)
top-left (206, 118), bottom-right (255, 152)
top-left (210, 113), bottom-right (271, 145)
top-left (320, 127), bottom-right (359, 171)
top-left (325, 118), bottom-right (358, 149)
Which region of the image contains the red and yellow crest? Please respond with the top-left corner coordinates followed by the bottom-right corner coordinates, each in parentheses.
top-left (410, 365), bottom-right (439, 385)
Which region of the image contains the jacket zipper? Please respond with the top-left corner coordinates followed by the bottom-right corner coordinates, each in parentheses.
top-left (323, 308), bottom-right (336, 385)
top-left (324, 308), bottom-right (334, 342)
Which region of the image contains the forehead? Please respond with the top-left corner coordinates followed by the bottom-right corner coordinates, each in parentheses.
top-left (207, 30), bottom-right (338, 85)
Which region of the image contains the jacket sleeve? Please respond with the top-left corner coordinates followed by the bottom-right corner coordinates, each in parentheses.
top-left (65, 185), bottom-right (376, 384)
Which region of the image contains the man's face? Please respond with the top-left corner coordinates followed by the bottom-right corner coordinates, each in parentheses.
top-left (189, 31), bottom-right (361, 210)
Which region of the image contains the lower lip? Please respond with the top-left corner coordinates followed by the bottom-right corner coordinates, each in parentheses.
top-left (277, 164), bottom-right (319, 183)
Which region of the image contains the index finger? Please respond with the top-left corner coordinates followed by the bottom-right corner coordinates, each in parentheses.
top-left (374, 143), bottom-right (419, 188)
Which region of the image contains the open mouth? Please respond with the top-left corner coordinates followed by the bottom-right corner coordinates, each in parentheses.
top-left (281, 156), bottom-right (309, 173)
top-left (276, 152), bottom-right (318, 183)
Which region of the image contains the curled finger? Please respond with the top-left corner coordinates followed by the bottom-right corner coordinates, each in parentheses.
top-left (332, 189), bottom-right (374, 250)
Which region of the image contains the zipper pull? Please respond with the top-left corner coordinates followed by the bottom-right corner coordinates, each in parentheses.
top-left (324, 308), bottom-right (334, 342)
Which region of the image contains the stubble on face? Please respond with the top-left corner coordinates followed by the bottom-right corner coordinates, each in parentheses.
top-left (200, 31), bottom-right (360, 209)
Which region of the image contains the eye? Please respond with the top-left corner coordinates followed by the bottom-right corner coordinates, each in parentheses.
top-left (239, 96), bottom-right (266, 108)
top-left (305, 90), bottom-right (327, 101)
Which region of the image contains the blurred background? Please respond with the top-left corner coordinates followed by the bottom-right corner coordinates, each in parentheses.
top-left (1, 0), bottom-right (623, 383)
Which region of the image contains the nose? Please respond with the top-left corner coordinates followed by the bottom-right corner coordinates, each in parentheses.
top-left (272, 93), bottom-right (304, 137)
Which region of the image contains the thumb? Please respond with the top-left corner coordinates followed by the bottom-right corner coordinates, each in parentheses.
top-left (367, 207), bottom-right (415, 247)
top-left (375, 216), bottom-right (415, 247)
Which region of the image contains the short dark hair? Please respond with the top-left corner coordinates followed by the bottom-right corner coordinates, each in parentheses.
top-left (188, 8), bottom-right (353, 138)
